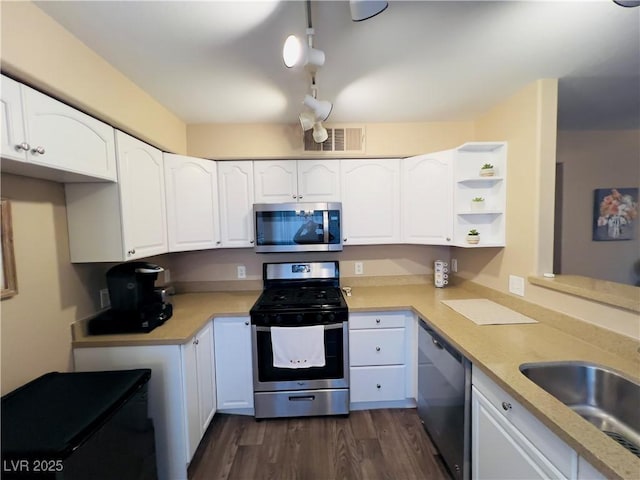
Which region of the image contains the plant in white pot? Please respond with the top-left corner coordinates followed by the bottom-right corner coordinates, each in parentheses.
top-left (470, 197), bottom-right (485, 211)
top-left (479, 163), bottom-right (495, 177)
top-left (466, 229), bottom-right (480, 244)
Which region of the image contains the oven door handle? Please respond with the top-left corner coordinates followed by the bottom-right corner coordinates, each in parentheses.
top-left (254, 323), bottom-right (344, 332)
top-left (323, 210), bottom-right (329, 243)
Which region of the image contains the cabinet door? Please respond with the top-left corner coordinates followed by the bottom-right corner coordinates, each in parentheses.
top-left (341, 159), bottom-right (401, 244)
top-left (472, 387), bottom-right (567, 480)
top-left (254, 160), bottom-right (297, 203)
top-left (297, 160), bottom-right (341, 202)
top-left (22, 85), bottom-right (116, 181)
top-left (0, 75), bottom-right (27, 162)
top-left (217, 161), bottom-right (255, 247)
top-left (402, 151), bottom-right (453, 244)
top-left (116, 131), bottom-right (168, 259)
top-left (195, 322), bottom-right (216, 435)
top-left (183, 321), bottom-right (216, 461)
top-left (213, 317), bottom-right (254, 411)
top-left (164, 154), bottom-right (220, 252)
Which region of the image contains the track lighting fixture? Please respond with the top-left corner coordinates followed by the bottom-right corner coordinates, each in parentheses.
top-left (303, 94), bottom-right (332, 122)
top-left (349, 0), bottom-right (388, 21)
top-left (283, 30), bottom-right (325, 69)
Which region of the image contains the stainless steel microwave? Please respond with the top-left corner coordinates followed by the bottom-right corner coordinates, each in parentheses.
top-left (254, 202), bottom-right (342, 253)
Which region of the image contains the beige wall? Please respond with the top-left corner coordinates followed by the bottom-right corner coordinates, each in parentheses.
top-left (557, 129), bottom-right (640, 285)
top-left (0, 1), bottom-right (187, 154)
top-left (0, 174), bottom-right (112, 394)
top-left (187, 121), bottom-right (474, 159)
top-left (455, 80), bottom-right (639, 338)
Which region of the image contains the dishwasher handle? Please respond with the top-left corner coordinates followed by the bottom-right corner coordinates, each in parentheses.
top-left (420, 319), bottom-right (463, 364)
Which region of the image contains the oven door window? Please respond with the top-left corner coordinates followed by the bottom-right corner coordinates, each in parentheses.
top-left (256, 326), bottom-right (344, 382)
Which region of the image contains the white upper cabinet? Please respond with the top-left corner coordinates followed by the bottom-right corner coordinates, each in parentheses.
top-left (453, 142), bottom-right (507, 247)
top-left (217, 161), bottom-right (255, 248)
top-left (253, 159), bottom-right (340, 203)
top-left (341, 159), bottom-right (401, 245)
top-left (65, 131), bottom-right (168, 262)
top-left (402, 151), bottom-right (454, 245)
top-left (164, 153), bottom-right (221, 252)
top-left (1, 75), bottom-right (116, 182)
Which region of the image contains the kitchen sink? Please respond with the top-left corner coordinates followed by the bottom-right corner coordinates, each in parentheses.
top-left (519, 361), bottom-right (640, 458)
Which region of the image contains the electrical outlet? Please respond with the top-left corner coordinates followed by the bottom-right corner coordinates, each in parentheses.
top-left (451, 258), bottom-right (458, 273)
top-left (237, 265), bottom-right (247, 279)
top-left (509, 275), bottom-right (525, 296)
top-left (99, 288), bottom-right (111, 309)
top-left (355, 262), bottom-right (364, 275)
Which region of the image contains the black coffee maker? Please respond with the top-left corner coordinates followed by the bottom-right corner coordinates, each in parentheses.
top-left (89, 262), bottom-right (173, 335)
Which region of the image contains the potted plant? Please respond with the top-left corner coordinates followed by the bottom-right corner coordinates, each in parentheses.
top-left (479, 163), bottom-right (495, 177)
top-left (466, 229), bottom-right (480, 244)
top-left (470, 197), bottom-right (485, 211)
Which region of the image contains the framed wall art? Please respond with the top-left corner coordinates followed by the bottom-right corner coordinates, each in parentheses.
top-left (1, 198), bottom-right (18, 299)
top-left (592, 188), bottom-right (639, 241)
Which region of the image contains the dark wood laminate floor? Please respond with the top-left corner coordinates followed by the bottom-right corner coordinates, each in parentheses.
top-left (188, 409), bottom-right (452, 480)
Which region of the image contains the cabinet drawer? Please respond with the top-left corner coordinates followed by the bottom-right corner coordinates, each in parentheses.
top-left (349, 312), bottom-right (406, 330)
top-left (472, 367), bottom-right (576, 478)
top-left (350, 329), bottom-right (405, 366)
top-left (350, 365), bottom-right (406, 403)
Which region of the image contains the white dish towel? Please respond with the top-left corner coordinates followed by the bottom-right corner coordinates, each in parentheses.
top-left (271, 325), bottom-right (326, 369)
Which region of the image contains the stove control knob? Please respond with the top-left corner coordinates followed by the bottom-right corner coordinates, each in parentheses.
top-left (296, 314), bottom-right (304, 324)
top-left (327, 313), bottom-right (335, 322)
top-left (316, 313), bottom-right (323, 323)
top-left (275, 314), bottom-right (282, 324)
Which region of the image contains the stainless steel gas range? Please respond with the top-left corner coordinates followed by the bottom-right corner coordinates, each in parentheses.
top-left (250, 261), bottom-right (349, 419)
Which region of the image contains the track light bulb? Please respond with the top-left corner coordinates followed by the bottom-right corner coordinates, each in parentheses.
top-left (299, 111), bottom-right (316, 131)
top-left (313, 122), bottom-right (328, 143)
top-left (283, 35), bottom-right (325, 69)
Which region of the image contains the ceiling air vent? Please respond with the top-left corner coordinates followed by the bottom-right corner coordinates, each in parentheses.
top-left (303, 127), bottom-right (364, 153)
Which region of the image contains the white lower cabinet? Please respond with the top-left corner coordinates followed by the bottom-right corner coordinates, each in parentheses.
top-left (182, 321), bottom-right (216, 461)
top-left (472, 367), bottom-right (577, 480)
top-left (73, 321), bottom-right (216, 480)
top-left (213, 316), bottom-right (254, 412)
top-left (349, 311), bottom-right (416, 408)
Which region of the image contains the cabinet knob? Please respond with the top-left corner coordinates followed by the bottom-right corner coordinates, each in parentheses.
top-left (193, 338), bottom-right (199, 345)
top-left (292, 195), bottom-right (297, 199)
top-left (376, 384), bottom-right (381, 389)
top-left (375, 346), bottom-right (381, 352)
top-left (216, 241), bottom-right (221, 245)
top-left (31, 146), bottom-right (45, 155)
top-left (446, 237), bottom-right (451, 241)
top-left (343, 238), bottom-right (348, 242)
top-left (127, 249), bottom-right (136, 256)
top-left (250, 240), bottom-right (255, 244)
top-left (244, 321), bottom-right (249, 326)
top-left (298, 195), bottom-right (303, 199)
top-left (14, 142), bottom-right (30, 152)
top-left (502, 401), bottom-right (512, 411)
top-left (375, 318), bottom-right (381, 324)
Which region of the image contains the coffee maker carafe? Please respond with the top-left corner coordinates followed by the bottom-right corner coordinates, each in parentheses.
top-left (89, 262), bottom-right (173, 335)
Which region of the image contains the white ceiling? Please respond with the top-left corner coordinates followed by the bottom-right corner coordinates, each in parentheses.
top-left (34, 1), bottom-right (640, 129)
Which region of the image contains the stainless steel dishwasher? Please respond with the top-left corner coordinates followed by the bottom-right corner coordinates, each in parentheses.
top-left (417, 320), bottom-right (471, 480)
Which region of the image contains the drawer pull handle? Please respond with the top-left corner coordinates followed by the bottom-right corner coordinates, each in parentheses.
top-left (432, 338), bottom-right (444, 349)
top-left (289, 395), bottom-right (315, 402)
top-left (376, 384), bottom-right (381, 389)
top-left (502, 401), bottom-right (512, 411)
top-left (376, 346), bottom-right (381, 352)
top-left (376, 318), bottom-right (381, 324)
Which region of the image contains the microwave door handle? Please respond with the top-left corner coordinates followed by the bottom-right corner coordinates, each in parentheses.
top-left (323, 210), bottom-right (329, 243)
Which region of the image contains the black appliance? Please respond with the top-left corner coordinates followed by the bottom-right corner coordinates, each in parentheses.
top-left (89, 262), bottom-right (172, 335)
top-left (1, 369), bottom-right (156, 480)
top-left (250, 261), bottom-right (349, 419)
top-left (417, 321), bottom-right (471, 480)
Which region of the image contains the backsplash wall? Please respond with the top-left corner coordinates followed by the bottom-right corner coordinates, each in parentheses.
top-left (167, 244), bottom-right (450, 290)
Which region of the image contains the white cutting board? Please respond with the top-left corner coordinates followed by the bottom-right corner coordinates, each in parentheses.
top-left (441, 299), bottom-right (538, 325)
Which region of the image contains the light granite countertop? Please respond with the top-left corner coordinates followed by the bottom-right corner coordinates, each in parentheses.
top-left (72, 281), bottom-right (640, 479)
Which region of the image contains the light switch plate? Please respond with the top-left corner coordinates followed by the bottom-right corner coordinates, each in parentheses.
top-left (99, 288), bottom-right (111, 309)
top-left (509, 275), bottom-right (525, 296)
top-left (237, 265), bottom-right (247, 279)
